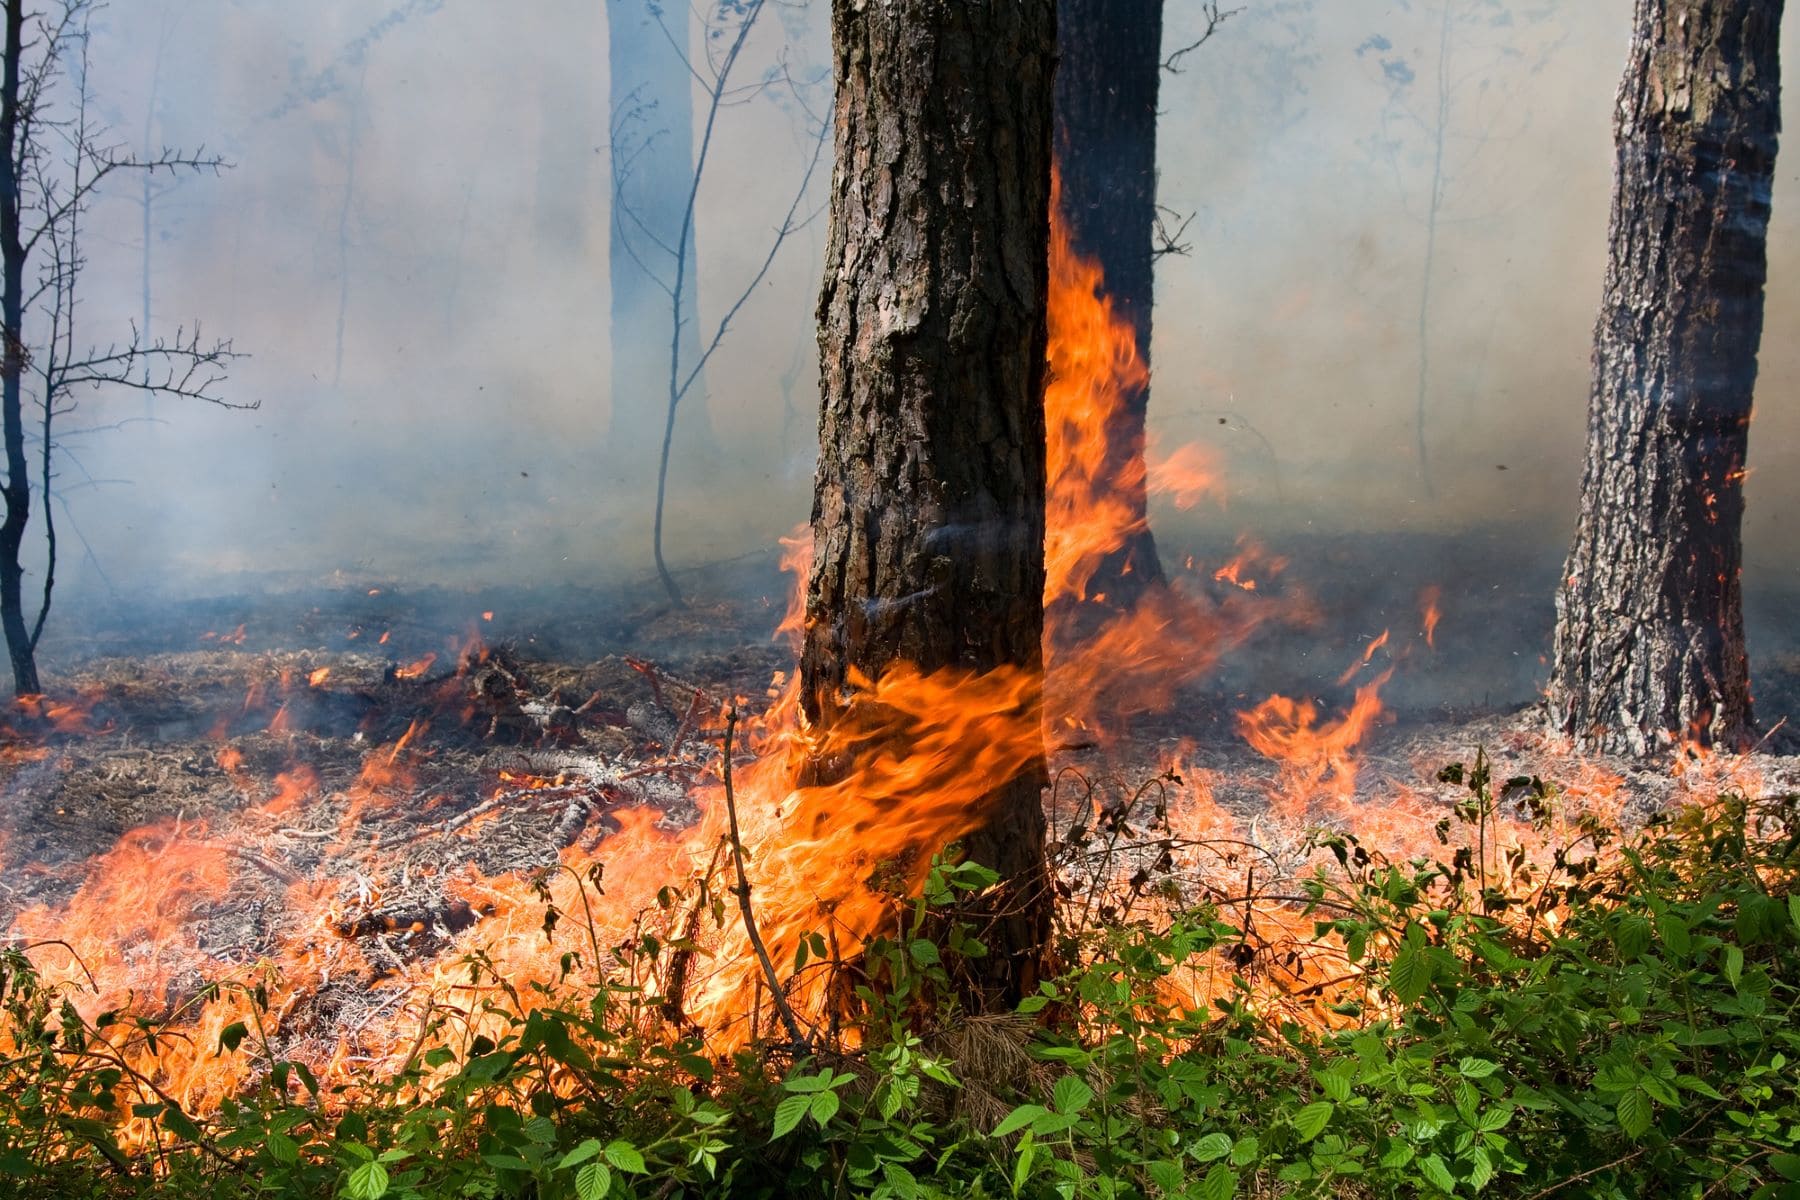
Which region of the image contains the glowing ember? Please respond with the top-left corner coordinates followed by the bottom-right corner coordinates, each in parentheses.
top-left (1420, 585), bottom-right (1442, 649)
top-left (395, 653), bottom-right (437, 680)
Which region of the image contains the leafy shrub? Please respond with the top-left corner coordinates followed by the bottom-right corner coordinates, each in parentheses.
top-left (2, 772), bottom-right (1796, 1199)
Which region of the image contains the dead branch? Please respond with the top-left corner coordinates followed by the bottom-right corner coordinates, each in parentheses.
top-left (1163, 3), bottom-right (1242, 73)
top-left (721, 705), bottom-right (808, 1050)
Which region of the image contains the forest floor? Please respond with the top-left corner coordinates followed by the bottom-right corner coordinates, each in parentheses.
top-left (3, 536), bottom-right (1797, 1059)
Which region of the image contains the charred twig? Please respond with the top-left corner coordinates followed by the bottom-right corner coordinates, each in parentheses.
top-left (226, 846), bottom-right (302, 886)
top-left (625, 656), bottom-right (715, 713)
top-left (721, 705), bottom-right (807, 1051)
top-left (334, 899), bottom-right (477, 939)
top-left (1163, 2), bottom-right (1240, 72)
top-left (661, 840), bottom-right (726, 1030)
top-left (550, 795), bottom-right (594, 848)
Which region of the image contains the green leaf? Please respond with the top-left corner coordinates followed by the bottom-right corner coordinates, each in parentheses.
top-left (992, 1103), bottom-right (1049, 1139)
top-left (1788, 892), bottom-right (1800, 934)
top-left (809, 1090), bottom-right (841, 1126)
top-left (266, 1130), bottom-right (300, 1166)
top-left (1457, 1057), bottom-right (1498, 1079)
top-left (1291, 1100), bottom-right (1334, 1142)
top-left (1379, 1141), bottom-right (1416, 1169)
top-left (1012, 1130), bottom-right (1036, 1194)
top-left (1615, 914), bottom-right (1652, 961)
top-left (1228, 1135), bottom-right (1260, 1167)
top-left (1476, 1104), bottom-right (1513, 1133)
top-left (603, 1140), bottom-right (646, 1173)
top-left (1769, 1153), bottom-right (1800, 1181)
top-left (908, 940), bottom-right (940, 967)
top-left (559, 1139), bottom-right (604, 1169)
top-left (1198, 1162), bottom-right (1237, 1200)
top-left (1657, 913), bottom-right (1691, 957)
top-left (1419, 1153), bottom-right (1456, 1194)
top-left (1724, 944), bottom-right (1744, 988)
top-left (784, 1072), bottom-right (832, 1094)
top-left (1616, 1089), bottom-right (1653, 1139)
top-left (1147, 1159), bottom-right (1184, 1194)
top-left (1389, 948), bottom-right (1432, 1003)
top-left (1193, 1131), bottom-right (1233, 1162)
top-left (1316, 1065), bottom-right (1352, 1102)
top-left (575, 1161), bottom-right (612, 1200)
top-left (1466, 1145), bottom-right (1495, 1191)
top-left (160, 1106), bottom-right (204, 1145)
top-left (1051, 1075), bottom-right (1094, 1116)
top-left (216, 1022), bottom-right (249, 1054)
top-left (1676, 1074), bottom-right (1725, 1101)
top-left (772, 1094), bottom-right (811, 1140)
top-left (345, 1161), bottom-right (390, 1200)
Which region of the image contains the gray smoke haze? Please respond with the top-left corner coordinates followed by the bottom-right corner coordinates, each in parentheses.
top-left (35, 1), bottom-right (1800, 623)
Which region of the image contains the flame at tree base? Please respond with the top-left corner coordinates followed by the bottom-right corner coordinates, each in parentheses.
top-left (1, 202), bottom-right (1773, 1149)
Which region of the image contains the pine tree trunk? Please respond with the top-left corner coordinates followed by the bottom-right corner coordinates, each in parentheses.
top-left (1548, 0), bottom-right (1782, 755)
top-left (803, 0), bottom-right (1055, 1000)
top-left (1054, 0), bottom-right (1165, 606)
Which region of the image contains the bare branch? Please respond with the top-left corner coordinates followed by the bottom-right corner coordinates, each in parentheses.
top-left (1151, 205), bottom-right (1196, 260)
top-left (56, 324), bottom-right (253, 409)
top-left (1164, 3), bottom-right (1242, 73)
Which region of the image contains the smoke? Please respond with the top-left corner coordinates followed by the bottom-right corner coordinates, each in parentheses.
top-left (33, 0), bottom-right (1800, 680)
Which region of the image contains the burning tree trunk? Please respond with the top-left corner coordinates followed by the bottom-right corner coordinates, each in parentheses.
top-left (802, 0), bottom-right (1056, 1000)
top-left (1053, 0), bottom-right (1165, 607)
top-left (1547, 0), bottom-right (1782, 755)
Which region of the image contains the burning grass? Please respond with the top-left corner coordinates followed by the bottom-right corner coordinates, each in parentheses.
top-left (2, 184), bottom-right (1797, 1199)
top-left (1, 770), bottom-right (1795, 1199)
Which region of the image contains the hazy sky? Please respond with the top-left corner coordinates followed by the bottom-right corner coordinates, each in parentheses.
top-left (37, 0), bottom-right (1800, 604)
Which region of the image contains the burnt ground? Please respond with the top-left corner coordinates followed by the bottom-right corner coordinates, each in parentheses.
top-left (2, 532), bottom-right (1797, 1023)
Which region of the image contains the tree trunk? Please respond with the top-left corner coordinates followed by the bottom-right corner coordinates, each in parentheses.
top-left (1548, 0), bottom-right (1782, 755)
top-left (0, 0), bottom-right (37, 697)
top-left (1053, 0), bottom-right (1164, 606)
top-left (606, 0), bottom-right (710, 466)
top-left (803, 0), bottom-right (1055, 1001)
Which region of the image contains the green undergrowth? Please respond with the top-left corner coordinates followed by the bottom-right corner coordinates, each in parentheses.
top-left (3, 766), bottom-right (1798, 1199)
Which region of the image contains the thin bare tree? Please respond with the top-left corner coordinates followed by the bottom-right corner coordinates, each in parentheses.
top-left (613, 0), bottom-right (828, 605)
top-left (0, 0), bottom-right (247, 696)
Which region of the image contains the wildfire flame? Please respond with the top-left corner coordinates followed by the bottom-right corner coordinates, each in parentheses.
top-left (0, 181), bottom-right (1757, 1147)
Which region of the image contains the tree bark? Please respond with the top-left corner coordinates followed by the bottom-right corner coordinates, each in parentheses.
top-left (1548, 0), bottom-right (1782, 755)
top-left (1053, 0), bottom-right (1165, 606)
top-left (0, 0), bottom-right (38, 697)
top-left (803, 0), bottom-right (1055, 1000)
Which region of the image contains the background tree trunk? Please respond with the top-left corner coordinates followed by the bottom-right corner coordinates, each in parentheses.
top-left (0, 0), bottom-right (37, 697)
top-left (1548, 0), bottom-right (1782, 755)
top-left (802, 0), bottom-right (1056, 1000)
top-left (607, 0), bottom-right (710, 465)
top-left (1054, 0), bottom-right (1165, 607)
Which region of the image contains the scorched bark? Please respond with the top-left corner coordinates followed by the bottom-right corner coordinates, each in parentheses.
top-left (1548, 0), bottom-right (1783, 755)
top-left (802, 0), bottom-right (1056, 998)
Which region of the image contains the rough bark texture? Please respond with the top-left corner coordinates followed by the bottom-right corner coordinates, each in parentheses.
top-left (1548, 0), bottom-right (1782, 755)
top-left (1054, 0), bottom-right (1165, 604)
top-left (803, 0), bottom-right (1055, 999)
